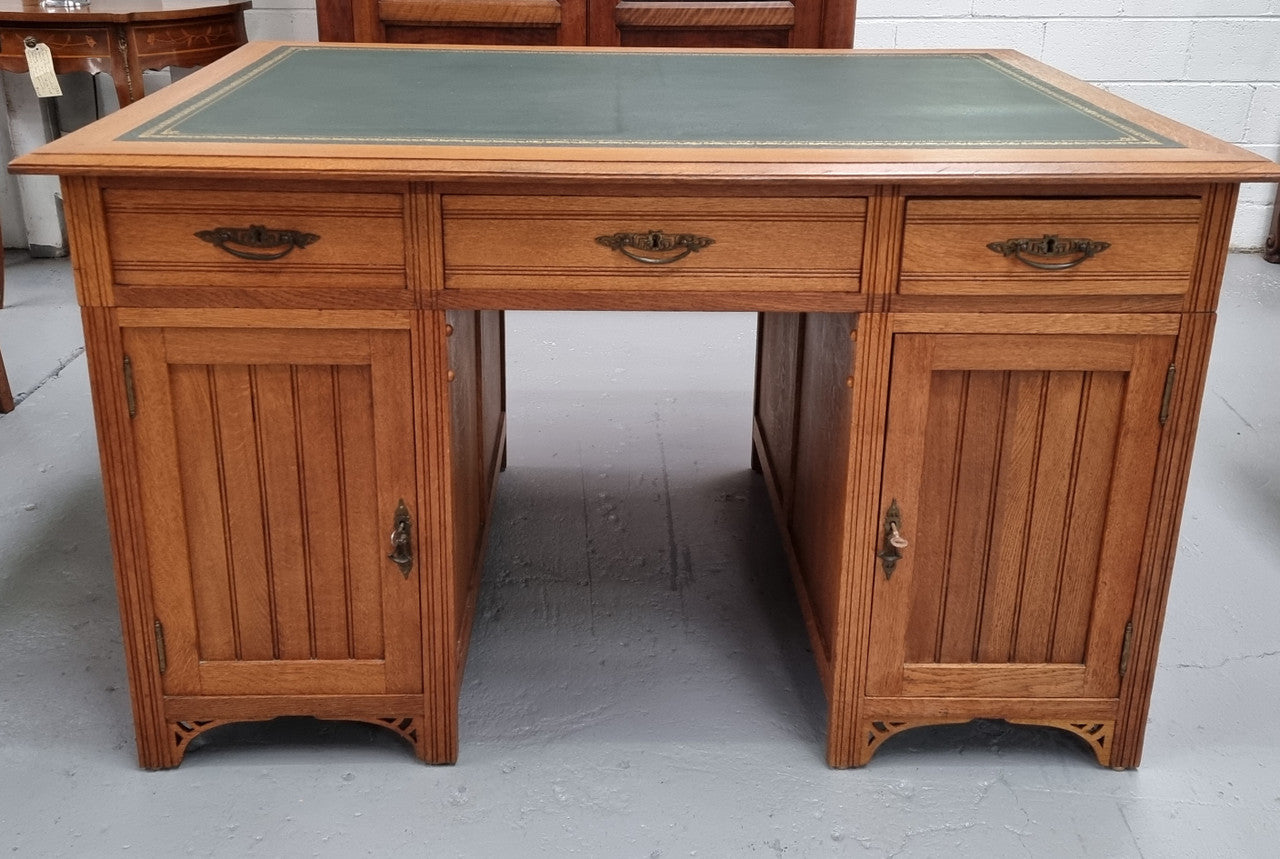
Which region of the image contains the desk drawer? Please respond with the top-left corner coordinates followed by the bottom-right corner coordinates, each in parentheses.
top-left (103, 187), bottom-right (410, 291)
top-left (441, 196), bottom-right (865, 292)
top-left (900, 198), bottom-right (1203, 298)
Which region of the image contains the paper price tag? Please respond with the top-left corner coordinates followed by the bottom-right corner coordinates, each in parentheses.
top-left (23, 40), bottom-right (63, 99)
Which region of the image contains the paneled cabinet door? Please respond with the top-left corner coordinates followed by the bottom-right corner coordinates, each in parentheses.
top-left (123, 325), bottom-right (422, 698)
top-left (590, 0), bottom-right (854, 48)
top-left (315, 0), bottom-right (853, 48)
top-left (321, 0), bottom-right (589, 45)
top-left (865, 331), bottom-right (1175, 701)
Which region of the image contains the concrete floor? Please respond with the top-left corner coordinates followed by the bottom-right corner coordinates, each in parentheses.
top-left (0, 252), bottom-right (1277, 857)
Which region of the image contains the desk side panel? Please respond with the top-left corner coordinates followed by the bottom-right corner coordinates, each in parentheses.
top-left (789, 313), bottom-right (857, 682)
top-left (754, 312), bottom-right (803, 511)
top-left (1113, 183), bottom-right (1238, 768)
top-left (755, 312), bottom-right (856, 694)
top-left (443, 309), bottom-right (505, 708)
top-left (447, 311), bottom-right (484, 656)
top-left (80, 307), bottom-right (175, 768)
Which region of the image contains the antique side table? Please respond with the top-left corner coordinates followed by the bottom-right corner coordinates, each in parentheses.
top-left (0, 0), bottom-right (250, 109)
top-left (0, 0), bottom-right (249, 272)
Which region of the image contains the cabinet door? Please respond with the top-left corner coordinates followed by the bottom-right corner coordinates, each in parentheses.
top-left (866, 332), bottom-right (1174, 700)
top-left (321, 0), bottom-right (589, 46)
top-left (124, 325), bottom-right (422, 698)
top-left (589, 0), bottom-right (854, 48)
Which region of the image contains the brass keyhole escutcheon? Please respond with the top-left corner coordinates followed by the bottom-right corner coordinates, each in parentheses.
top-left (876, 500), bottom-right (908, 580)
top-left (388, 500), bottom-right (413, 578)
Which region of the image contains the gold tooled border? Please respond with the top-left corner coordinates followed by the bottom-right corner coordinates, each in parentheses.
top-left (124, 45), bottom-right (1181, 149)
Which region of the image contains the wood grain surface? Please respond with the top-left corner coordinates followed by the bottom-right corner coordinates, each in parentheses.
top-left (15, 46), bottom-right (1272, 769)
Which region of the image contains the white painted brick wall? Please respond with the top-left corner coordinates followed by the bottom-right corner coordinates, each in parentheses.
top-left (3, 4), bottom-right (1278, 250)
top-left (853, 2), bottom-right (1280, 248)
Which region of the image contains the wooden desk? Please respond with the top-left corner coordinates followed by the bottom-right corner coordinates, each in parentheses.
top-left (12, 43), bottom-right (1278, 770)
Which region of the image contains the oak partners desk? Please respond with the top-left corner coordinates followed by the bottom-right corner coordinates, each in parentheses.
top-left (12, 42), bottom-right (1279, 770)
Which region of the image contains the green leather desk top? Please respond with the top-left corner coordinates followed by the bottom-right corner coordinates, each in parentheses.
top-left (120, 45), bottom-right (1179, 149)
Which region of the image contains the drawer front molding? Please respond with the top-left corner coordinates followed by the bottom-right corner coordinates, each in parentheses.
top-left (103, 186), bottom-right (412, 293)
top-left (442, 195), bottom-right (867, 293)
top-left (900, 197), bottom-right (1203, 300)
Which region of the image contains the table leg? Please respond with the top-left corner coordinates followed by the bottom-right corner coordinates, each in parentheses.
top-left (0, 345), bottom-right (14, 413)
top-left (37, 94), bottom-right (63, 140)
top-left (0, 214), bottom-right (10, 411)
top-left (107, 32), bottom-right (141, 109)
top-left (1266, 185), bottom-right (1280, 264)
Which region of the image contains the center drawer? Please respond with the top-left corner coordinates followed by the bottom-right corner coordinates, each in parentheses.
top-left (441, 196), bottom-right (866, 293)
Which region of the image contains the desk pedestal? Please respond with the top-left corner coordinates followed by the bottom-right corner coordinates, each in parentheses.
top-left (60, 175), bottom-right (1233, 770)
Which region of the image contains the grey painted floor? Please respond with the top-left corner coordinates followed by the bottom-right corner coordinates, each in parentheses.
top-left (0, 253), bottom-right (1277, 857)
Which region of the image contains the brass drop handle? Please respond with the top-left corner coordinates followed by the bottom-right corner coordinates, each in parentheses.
top-left (387, 500), bottom-right (413, 578)
top-left (596, 230), bottom-right (715, 264)
top-left (195, 224), bottom-right (321, 261)
top-left (876, 500), bottom-right (908, 580)
top-left (986, 234), bottom-right (1111, 271)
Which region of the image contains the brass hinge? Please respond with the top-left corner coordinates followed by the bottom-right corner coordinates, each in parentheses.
top-left (154, 619), bottom-right (167, 676)
top-left (123, 355), bottom-right (137, 418)
top-left (1119, 620), bottom-right (1134, 678)
top-left (1159, 363), bottom-right (1176, 426)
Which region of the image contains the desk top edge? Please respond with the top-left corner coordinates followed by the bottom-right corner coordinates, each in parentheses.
top-left (11, 41), bottom-right (1279, 184)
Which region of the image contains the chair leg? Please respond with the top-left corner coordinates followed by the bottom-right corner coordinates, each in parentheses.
top-left (0, 345), bottom-right (14, 413)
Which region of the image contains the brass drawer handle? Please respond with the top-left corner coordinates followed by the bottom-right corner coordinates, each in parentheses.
top-left (596, 230), bottom-right (715, 265)
top-left (195, 224), bottom-right (320, 261)
top-left (986, 234), bottom-right (1110, 271)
